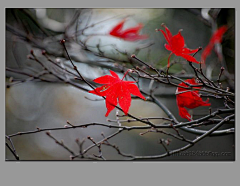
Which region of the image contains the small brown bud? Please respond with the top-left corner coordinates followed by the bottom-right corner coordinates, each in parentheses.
top-left (9, 77), bottom-right (13, 82)
top-left (42, 50), bottom-right (46, 55)
top-left (60, 39), bottom-right (65, 44)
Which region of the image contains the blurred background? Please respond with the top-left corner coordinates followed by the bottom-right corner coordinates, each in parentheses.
top-left (6, 8), bottom-right (235, 160)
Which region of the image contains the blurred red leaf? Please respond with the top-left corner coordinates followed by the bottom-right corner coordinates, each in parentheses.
top-left (89, 70), bottom-right (146, 116)
top-left (159, 24), bottom-right (200, 67)
top-left (176, 79), bottom-right (211, 121)
top-left (201, 25), bottom-right (228, 63)
top-left (109, 19), bottom-right (148, 41)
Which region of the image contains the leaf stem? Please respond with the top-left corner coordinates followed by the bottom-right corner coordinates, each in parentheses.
top-left (121, 69), bottom-right (132, 80)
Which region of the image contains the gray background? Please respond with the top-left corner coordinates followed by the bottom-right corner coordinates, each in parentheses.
top-left (1, 0), bottom-right (239, 186)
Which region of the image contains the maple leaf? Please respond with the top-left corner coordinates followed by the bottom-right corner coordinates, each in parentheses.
top-left (158, 24), bottom-right (200, 67)
top-left (89, 70), bottom-right (146, 117)
top-left (109, 19), bottom-right (148, 41)
top-left (201, 25), bottom-right (228, 63)
top-left (176, 79), bottom-right (211, 121)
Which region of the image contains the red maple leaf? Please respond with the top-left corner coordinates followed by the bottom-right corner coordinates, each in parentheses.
top-left (176, 79), bottom-right (211, 121)
top-left (89, 70), bottom-right (146, 117)
top-left (109, 19), bottom-right (148, 41)
top-left (158, 24), bottom-right (200, 67)
top-left (201, 25), bottom-right (228, 63)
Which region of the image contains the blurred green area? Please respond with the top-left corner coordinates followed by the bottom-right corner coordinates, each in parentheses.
top-left (6, 8), bottom-right (235, 160)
